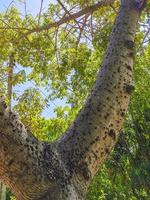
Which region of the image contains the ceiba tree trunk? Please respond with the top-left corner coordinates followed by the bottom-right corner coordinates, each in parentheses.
top-left (0, 0), bottom-right (146, 199)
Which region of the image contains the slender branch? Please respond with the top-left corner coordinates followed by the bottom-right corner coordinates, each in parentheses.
top-left (4, 0), bottom-right (14, 15)
top-left (24, 0), bottom-right (27, 17)
top-left (7, 52), bottom-right (14, 109)
top-left (38, 0), bottom-right (44, 25)
top-left (54, 28), bottom-right (60, 66)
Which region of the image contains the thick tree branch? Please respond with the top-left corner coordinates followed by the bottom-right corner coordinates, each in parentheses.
top-left (0, 97), bottom-right (76, 199)
top-left (24, 0), bottom-right (115, 36)
top-left (0, 98), bottom-right (52, 199)
top-left (57, 0), bottom-right (143, 194)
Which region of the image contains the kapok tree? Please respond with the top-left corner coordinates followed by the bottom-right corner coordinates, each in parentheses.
top-left (0, 0), bottom-right (147, 199)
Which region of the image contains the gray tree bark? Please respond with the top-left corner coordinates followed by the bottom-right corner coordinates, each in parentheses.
top-left (0, 0), bottom-right (146, 199)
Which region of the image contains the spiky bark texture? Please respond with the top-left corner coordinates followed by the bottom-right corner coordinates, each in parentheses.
top-left (0, 0), bottom-right (146, 199)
